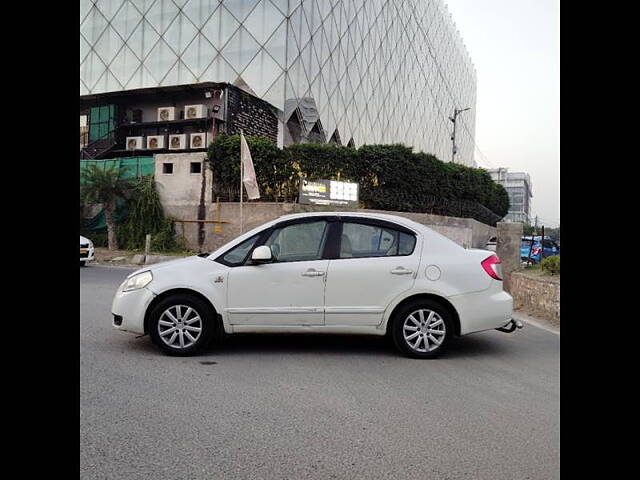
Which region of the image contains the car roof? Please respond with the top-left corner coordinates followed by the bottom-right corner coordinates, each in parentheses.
top-left (275, 211), bottom-right (425, 230)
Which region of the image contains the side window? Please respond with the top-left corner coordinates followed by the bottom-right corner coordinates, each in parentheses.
top-left (340, 222), bottom-right (416, 258)
top-left (264, 221), bottom-right (328, 263)
top-left (218, 234), bottom-right (260, 266)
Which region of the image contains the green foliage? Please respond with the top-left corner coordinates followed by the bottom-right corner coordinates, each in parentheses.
top-left (120, 175), bottom-right (166, 249)
top-left (286, 142), bottom-right (360, 182)
top-left (87, 232), bottom-right (108, 248)
top-left (208, 134), bottom-right (296, 201)
top-left (118, 175), bottom-right (184, 252)
top-left (80, 164), bottom-right (131, 207)
top-left (541, 255), bottom-right (560, 275)
top-left (206, 135), bottom-right (510, 224)
top-left (150, 218), bottom-right (188, 253)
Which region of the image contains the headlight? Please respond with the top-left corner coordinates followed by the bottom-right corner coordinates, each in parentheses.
top-left (122, 271), bottom-right (153, 292)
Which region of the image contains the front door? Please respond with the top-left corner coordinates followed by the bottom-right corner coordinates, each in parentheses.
top-left (324, 219), bottom-right (422, 326)
top-left (226, 219), bottom-right (330, 325)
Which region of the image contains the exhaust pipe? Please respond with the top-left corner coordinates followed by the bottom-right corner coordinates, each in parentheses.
top-left (496, 318), bottom-right (523, 333)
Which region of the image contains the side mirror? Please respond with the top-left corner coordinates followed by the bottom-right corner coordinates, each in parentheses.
top-left (251, 245), bottom-right (272, 264)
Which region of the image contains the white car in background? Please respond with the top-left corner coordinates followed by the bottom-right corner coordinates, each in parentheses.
top-left (111, 212), bottom-right (519, 358)
top-left (80, 235), bottom-right (95, 266)
top-left (485, 236), bottom-right (497, 251)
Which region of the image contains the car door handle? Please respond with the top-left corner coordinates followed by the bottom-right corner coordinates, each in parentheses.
top-left (302, 269), bottom-right (325, 277)
top-left (390, 267), bottom-right (413, 275)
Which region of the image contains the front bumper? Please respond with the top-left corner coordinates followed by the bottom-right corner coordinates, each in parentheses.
top-left (80, 247), bottom-right (95, 262)
top-left (111, 286), bottom-right (156, 335)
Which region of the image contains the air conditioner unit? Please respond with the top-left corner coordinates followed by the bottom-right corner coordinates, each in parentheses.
top-left (185, 104), bottom-right (205, 119)
top-left (168, 134), bottom-right (186, 150)
top-left (190, 132), bottom-right (210, 149)
top-left (157, 106), bottom-right (175, 121)
top-left (126, 136), bottom-right (144, 150)
top-left (146, 135), bottom-right (165, 150)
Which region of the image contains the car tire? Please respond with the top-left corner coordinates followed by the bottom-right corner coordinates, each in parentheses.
top-left (148, 294), bottom-right (215, 356)
top-left (80, 261), bottom-right (86, 267)
top-left (391, 299), bottom-right (454, 359)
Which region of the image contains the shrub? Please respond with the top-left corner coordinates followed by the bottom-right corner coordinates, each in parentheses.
top-left (206, 135), bottom-right (510, 223)
top-left (541, 255), bottom-right (560, 275)
top-left (150, 218), bottom-right (188, 253)
top-left (119, 176), bottom-right (185, 253)
top-left (120, 175), bottom-right (166, 249)
top-left (208, 134), bottom-right (296, 201)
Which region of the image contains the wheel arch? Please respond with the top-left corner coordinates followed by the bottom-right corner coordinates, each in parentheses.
top-left (384, 293), bottom-right (461, 337)
top-left (144, 288), bottom-right (221, 335)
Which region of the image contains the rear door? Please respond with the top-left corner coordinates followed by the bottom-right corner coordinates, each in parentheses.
top-left (324, 218), bottom-right (422, 326)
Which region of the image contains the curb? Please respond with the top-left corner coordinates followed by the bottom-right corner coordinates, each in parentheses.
top-left (512, 311), bottom-right (559, 335)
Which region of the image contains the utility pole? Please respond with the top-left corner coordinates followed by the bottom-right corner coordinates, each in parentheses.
top-left (449, 107), bottom-right (471, 163)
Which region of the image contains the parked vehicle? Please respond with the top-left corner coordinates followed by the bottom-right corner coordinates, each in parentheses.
top-left (80, 235), bottom-right (95, 266)
top-left (485, 236), bottom-right (497, 251)
top-left (520, 236), bottom-right (560, 264)
top-left (111, 212), bottom-right (518, 358)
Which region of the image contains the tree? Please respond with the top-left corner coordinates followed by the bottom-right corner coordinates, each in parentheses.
top-left (81, 165), bottom-right (131, 250)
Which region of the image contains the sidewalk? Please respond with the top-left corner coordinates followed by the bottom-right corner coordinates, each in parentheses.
top-left (93, 247), bottom-right (191, 267)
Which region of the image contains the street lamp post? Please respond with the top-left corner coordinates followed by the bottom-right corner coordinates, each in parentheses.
top-left (449, 107), bottom-right (470, 163)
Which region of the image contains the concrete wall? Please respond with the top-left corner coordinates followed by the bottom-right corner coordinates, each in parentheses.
top-left (158, 199), bottom-right (495, 253)
top-left (496, 222), bottom-right (524, 293)
top-left (511, 272), bottom-right (560, 326)
top-left (155, 152), bottom-right (211, 249)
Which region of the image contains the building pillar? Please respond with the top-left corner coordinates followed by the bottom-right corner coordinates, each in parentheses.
top-left (496, 221), bottom-right (523, 293)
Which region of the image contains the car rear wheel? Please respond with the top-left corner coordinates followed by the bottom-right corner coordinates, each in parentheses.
top-left (391, 299), bottom-right (453, 359)
top-left (149, 294), bottom-right (215, 356)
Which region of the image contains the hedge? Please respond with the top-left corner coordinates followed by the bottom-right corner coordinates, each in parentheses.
top-left (206, 135), bottom-right (510, 223)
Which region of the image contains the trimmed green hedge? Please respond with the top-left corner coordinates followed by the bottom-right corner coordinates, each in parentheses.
top-left (206, 135), bottom-right (510, 223)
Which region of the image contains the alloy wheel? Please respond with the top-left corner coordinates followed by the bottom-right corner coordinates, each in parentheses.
top-left (403, 309), bottom-right (446, 353)
top-left (157, 305), bottom-right (203, 349)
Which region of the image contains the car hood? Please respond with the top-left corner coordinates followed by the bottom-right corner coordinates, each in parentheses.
top-left (125, 255), bottom-right (223, 279)
top-left (80, 235), bottom-right (91, 245)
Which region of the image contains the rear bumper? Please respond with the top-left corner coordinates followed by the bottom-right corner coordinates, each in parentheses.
top-left (450, 288), bottom-right (513, 335)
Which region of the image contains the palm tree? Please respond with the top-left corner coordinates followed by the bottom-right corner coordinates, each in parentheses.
top-left (81, 165), bottom-right (130, 250)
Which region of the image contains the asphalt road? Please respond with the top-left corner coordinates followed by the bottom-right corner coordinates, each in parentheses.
top-left (80, 264), bottom-right (559, 480)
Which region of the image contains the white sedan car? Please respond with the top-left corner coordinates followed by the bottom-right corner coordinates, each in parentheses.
top-left (80, 235), bottom-right (95, 266)
top-left (112, 212), bottom-right (518, 358)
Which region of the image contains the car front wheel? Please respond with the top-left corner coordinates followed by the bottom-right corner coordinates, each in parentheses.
top-left (391, 300), bottom-right (453, 359)
top-left (149, 294), bottom-right (215, 356)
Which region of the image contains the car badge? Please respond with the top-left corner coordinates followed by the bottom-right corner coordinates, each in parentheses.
top-left (214, 276), bottom-right (224, 283)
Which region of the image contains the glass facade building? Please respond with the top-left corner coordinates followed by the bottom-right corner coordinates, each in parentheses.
top-left (488, 168), bottom-right (533, 224)
top-left (81, 0), bottom-right (477, 165)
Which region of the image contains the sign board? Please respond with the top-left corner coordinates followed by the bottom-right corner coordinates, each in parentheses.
top-left (299, 179), bottom-right (359, 207)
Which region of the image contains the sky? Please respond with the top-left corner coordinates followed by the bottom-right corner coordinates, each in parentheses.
top-left (444, 0), bottom-right (560, 227)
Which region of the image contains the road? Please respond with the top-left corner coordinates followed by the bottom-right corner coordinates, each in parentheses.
top-left (80, 264), bottom-right (559, 480)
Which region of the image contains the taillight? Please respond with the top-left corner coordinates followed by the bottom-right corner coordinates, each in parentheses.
top-left (533, 247), bottom-right (541, 255)
top-left (481, 254), bottom-right (503, 280)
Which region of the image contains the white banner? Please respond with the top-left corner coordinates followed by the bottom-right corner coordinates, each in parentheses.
top-left (240, 132), bottom-right (260, 200)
